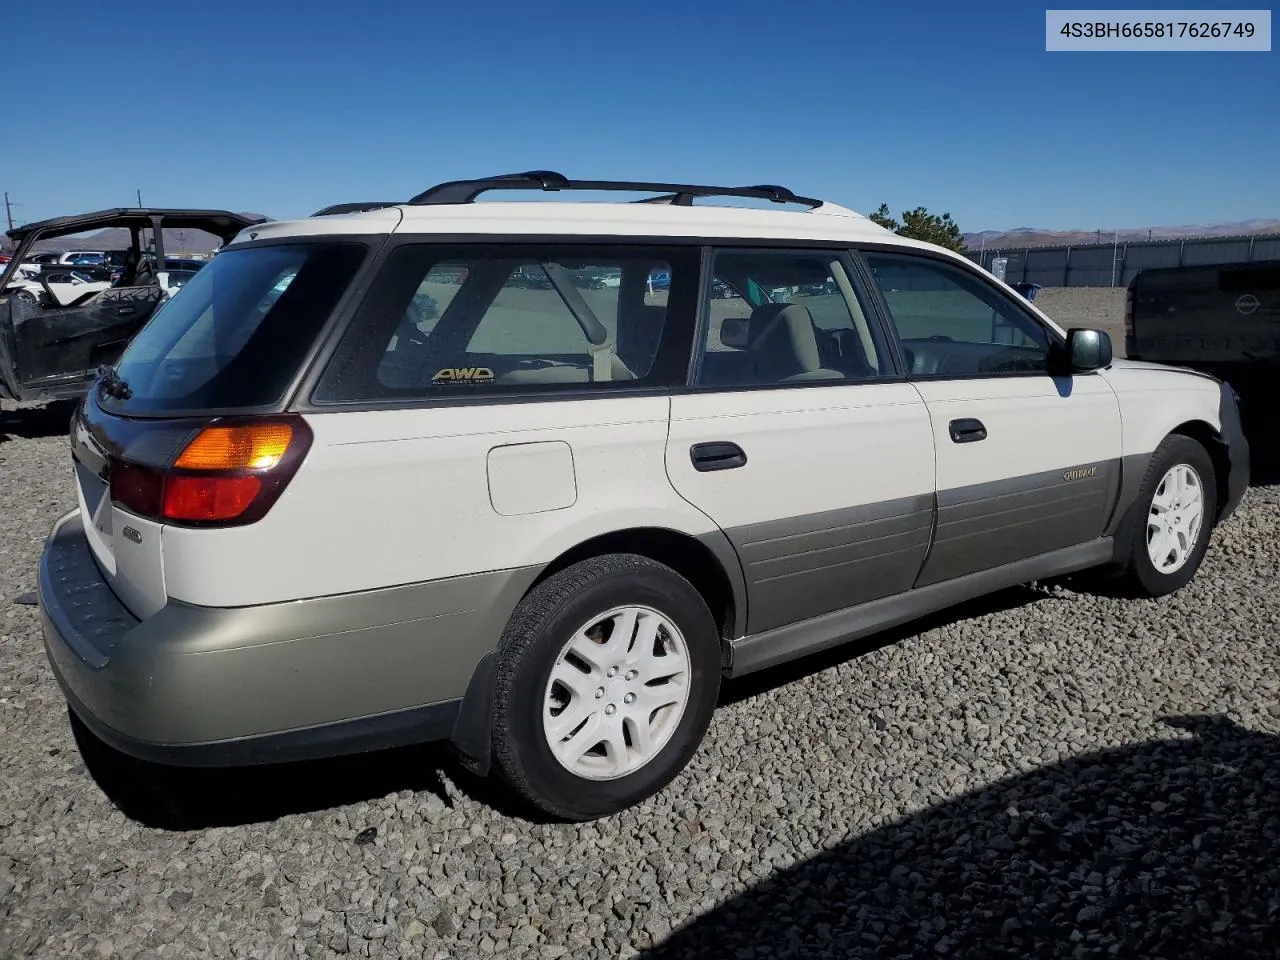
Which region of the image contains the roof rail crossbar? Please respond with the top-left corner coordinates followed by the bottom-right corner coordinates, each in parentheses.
top-left (407, 171), bottom-right (823, 208)
top-left (408, 170), bottom-right (571, 205)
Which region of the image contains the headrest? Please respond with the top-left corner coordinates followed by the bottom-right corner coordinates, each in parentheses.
top-left (746, 302), bottom-right (824, 381)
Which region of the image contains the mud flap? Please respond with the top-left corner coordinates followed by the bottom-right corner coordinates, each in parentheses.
top-left (448, 650), bottom-right (498, 776)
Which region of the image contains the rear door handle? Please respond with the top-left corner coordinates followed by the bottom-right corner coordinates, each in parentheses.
top-left (948, 418), bottom-right (987, 443)
top-left (690, 441), bottom-right (747, 472)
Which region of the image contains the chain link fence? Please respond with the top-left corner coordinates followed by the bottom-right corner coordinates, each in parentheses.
top-left (966, 233), bottom-right (1280, 287)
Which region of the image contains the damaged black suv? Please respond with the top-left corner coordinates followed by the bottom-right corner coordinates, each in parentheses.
top-left (0, 208), bottom-right (265, 402)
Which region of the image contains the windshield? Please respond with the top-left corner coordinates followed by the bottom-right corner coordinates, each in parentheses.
top-left (97, 241), bottom-right (369, 415)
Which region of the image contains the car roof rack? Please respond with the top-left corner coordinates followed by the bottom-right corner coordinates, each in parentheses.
top-left (406, 170), bottom-right (823, 208)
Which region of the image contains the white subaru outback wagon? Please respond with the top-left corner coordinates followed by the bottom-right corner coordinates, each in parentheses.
top-left (39, 171), bottom-right (1249, 820)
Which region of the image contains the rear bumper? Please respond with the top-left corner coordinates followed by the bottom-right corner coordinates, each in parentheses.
top-left (38, 509), bottom-right (539, 767)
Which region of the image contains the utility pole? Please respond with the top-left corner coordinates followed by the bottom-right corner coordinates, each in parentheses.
top-left (1, 193), bottom-right (12, 257)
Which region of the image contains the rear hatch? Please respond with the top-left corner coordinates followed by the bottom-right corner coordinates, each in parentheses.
top-left (69, 238), bottom-right (372, 619)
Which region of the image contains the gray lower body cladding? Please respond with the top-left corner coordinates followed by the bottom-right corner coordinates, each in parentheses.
top-left (728, 536), bottom-right (1115, 676)
top-left (918, 462), bottom-right (1118, 587)
top-left (38, 510), bottom-right (541, 766)
top-left (728, 462), bottom-right (1126, 635)
top-left (730, 495), bottom-right (934, 635)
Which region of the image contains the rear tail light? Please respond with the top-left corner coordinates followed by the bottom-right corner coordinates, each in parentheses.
top-left (174, 423), bottom-right (294, 470)
top-left (109, 415), bottom-right (313, 526)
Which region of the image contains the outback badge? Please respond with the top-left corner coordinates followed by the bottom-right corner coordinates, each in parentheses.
top-left (1062, 465), bottom-right (1097, 482)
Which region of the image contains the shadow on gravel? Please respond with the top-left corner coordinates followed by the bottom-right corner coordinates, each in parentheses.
top-left (720, 585), bottom-right (1046, 707)
top-left (0, 400), bottom-right (78, 442)
top-left (70, 713), bottom-right (461, 831)
top-left (639, 714), bottom-right (1280, 960)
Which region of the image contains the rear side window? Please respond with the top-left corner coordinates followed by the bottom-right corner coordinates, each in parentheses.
top-left (313, 243), bottom-right (698, 403)
top-left (694, 248), bottom-right (894, 388)
top-left (100, 242), bottom-right (368, 414)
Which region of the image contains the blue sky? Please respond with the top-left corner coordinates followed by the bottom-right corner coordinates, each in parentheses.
top-left (2, 0), bottom-right (1275, 232)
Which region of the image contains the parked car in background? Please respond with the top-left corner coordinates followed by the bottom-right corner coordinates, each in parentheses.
top-left (0, 207), bottom-right (266, 402)
top-left (1125, 259), bottom-right (1278, 466)
top-left (5, 264), bottom-right (114, 308)
top-left (37, 171), bottom-right (1248, 822)
top-left (163, 256), bottom-right (207, 272)
top-left (57, 250), bottom-right (108, 266)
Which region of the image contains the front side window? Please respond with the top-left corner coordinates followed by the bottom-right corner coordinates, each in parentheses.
top-left (864, 252), bottom-right (1054, 377)
top-left (694, 249), bottom-right (893, 388)
top-left (314, 244), bottom-right (696, 402)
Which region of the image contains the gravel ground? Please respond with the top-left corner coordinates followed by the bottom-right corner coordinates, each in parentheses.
top-left (2, 399), bottom-right (1279, 959)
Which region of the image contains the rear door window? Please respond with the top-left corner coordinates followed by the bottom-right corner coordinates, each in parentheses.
top-left (313, 243), bottom-right (699, 403)
top-left (100, 241), bottom-right (369, 414)
top-left (694, 249), bottom-right (894, 388)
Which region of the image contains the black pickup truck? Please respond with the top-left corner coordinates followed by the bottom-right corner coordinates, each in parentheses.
top-left (1126, 258), bottom-right (1277, 473)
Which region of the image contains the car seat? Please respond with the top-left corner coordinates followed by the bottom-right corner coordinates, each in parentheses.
top-left (746, 303), bottom-right (845, 382)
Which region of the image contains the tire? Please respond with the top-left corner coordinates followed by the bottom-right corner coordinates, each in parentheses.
top-left (491, 553), bottom-right (722, 821)
top-left (1112, 435), bottom-right (1218, 598)
top-left (14, 290), bottom-right (37, 306)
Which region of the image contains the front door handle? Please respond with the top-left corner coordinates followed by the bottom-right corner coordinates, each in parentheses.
top-left (690, 441), bottom-right (747, 472)
top-left (948, 418), bottom-right (987, 443)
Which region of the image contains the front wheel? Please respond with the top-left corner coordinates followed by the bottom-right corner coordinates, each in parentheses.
top-left (1113, 435), bottom-right (1218, 597)
top-left (490, 554), bottom-right (722, 821)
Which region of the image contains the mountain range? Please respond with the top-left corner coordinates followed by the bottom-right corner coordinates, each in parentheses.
top-left (963, 218), bottom-right (1280, 250)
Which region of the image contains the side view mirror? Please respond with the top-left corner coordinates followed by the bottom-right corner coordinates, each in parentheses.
top-left (1058, 327), bottom-right (1112, 373)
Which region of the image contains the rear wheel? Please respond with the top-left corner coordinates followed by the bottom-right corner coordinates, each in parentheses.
top-left (490, 553), bottom-right (721, 820)
top-left (1112, 435), bottom-right (1217, 597)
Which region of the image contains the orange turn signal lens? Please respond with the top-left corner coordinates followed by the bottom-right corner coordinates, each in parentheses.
top-left (174, 424), bottom-right (294, 471)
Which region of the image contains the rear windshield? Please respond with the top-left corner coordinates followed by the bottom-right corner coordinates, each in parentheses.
top-left (98, 241), bottom-right (368, 414)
